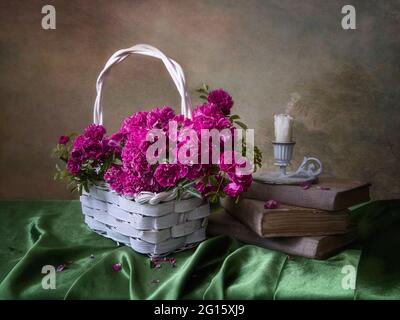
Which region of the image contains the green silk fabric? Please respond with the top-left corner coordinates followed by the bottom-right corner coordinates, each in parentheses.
top-left (0, 200), bottom-right (399, 299)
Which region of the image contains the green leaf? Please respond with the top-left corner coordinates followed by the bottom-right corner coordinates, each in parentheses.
top-left (176, 187), bottom-right (182, 201)
top-left (82, 180), bottom-right (89, 193)
top-left (234, 121), bottom-right (248, 130)
top-left (112, 158), bottom-right (122, 165)
top-left (186, 187), bottom-right (203, 199)
top-left (229, 114), bottom-right (240, 121)
top-left (181, 180), bottom-right (196, 188)
top-left (209, 176), bottom-right (219, 186)
top-left (197, 83), bottom-right (210, 99)
top-left (209, 193), bottom-right (219, 204)
top-left (196, 88), bottom-right (207, 94)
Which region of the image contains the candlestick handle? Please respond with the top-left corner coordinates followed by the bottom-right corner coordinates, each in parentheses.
top-left (253, 145), bottom-right (323, 184)
top-left (288, 156), bottom-right (323, 178)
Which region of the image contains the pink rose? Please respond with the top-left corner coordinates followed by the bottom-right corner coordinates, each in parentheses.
top-left (207, 89), bottom-right (234, 115)
top-left (154, 164), bottom-right (186, 187)
top-left (223, 182), bottom-right (244, 197)
top-left (58, 135), bottom-right (69, 145)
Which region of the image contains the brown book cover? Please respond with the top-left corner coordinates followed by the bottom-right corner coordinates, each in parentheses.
top-left (207, 210), bottom-right (357, 259)
top-left (244, 177), bottom-right (371, 211)
top-left (220, 197), bottom-right (351, 237)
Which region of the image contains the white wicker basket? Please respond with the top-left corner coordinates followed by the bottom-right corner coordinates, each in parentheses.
top-left (80, 44), bottom-right (210, 257)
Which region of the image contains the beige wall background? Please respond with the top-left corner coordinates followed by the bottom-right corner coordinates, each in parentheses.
top-left (0, 0), bottom-right (399, 200)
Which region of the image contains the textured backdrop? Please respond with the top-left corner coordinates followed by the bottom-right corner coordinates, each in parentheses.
top-left (0, 0), bottom-right (399, 199)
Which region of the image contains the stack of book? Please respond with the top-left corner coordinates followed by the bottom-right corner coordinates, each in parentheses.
top-left (207, 177), bottom-right (371, 259)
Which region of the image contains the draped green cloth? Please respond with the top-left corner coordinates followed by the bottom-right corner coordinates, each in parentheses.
top-left (0, 200), bottom-right (399, 299)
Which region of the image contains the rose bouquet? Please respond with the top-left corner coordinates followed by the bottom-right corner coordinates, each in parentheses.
top-left (52, 43), bottom-right (264, 256)
top-left (53, 86), bottom-right (262, 204)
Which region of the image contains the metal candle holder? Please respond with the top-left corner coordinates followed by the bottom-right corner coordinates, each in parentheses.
top-left (254, 141), bottom-right (323, 185)
top-left (273, 141), bottom-right (296, 176)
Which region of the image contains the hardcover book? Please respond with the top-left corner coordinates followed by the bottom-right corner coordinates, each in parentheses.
top-left (244, 177), bottom-right (371, 211)
top-left (220, 197), bottom-right (351, 237)
top-left (207, 210), bottom-right (357, 259)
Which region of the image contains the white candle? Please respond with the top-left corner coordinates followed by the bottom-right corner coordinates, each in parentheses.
top-left (274, 114), bottom-right (294, 143)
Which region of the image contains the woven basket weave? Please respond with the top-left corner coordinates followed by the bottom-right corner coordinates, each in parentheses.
top-left (80, 44), bottom-right (210, 257)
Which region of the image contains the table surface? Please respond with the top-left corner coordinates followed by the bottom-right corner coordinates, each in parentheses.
top-left (0, 200), bottom-right (399, 299)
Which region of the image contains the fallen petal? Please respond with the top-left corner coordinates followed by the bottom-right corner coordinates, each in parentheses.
top-left (56, 264), bottom-right (66, 272)
top-left (299, 181), bottom-right (312, 190)
top-left (264, 200), bottom-right (279, 209)
top-left (112, 263), bottom-right (122, 271)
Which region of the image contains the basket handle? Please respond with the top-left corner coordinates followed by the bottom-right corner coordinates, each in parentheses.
top-left (93, 44), bottom-right (193, 125)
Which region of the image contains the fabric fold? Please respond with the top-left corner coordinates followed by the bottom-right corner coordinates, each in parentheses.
top-left (0, 200), bottom-right (399, 299)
